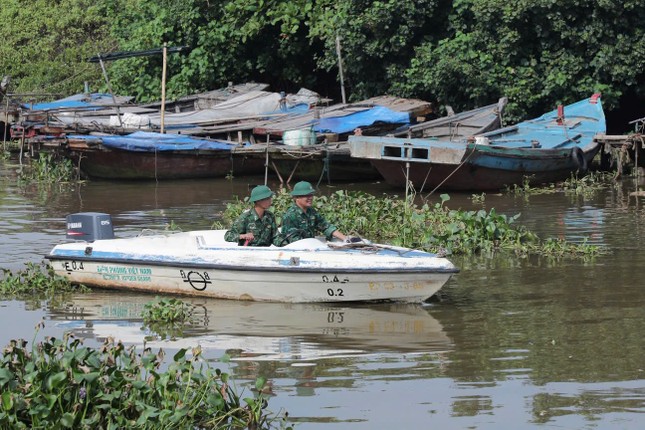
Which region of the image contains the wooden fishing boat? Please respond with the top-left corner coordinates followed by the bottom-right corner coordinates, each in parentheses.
top-left (349, 94), bottom-right (605, 191)
top-left (64, 131), bottom-right (264, 180)
top-left (47, 213), bottom-right (458, 303)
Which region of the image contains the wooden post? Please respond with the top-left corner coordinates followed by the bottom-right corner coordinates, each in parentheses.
top-left (2, 97), bottom-right (8, 151)
top-left (405, 161), bottom-right (410, 203)
top-left (264, 134), bottom-right (270, 185)
top-left (19, 123), bottom-right (25, 168)
top-left (161, 42), bottom-right (167, 134)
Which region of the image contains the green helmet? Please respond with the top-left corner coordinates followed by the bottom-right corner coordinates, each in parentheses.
top-left (249, 185), bottom-right (273, 202)
top-left (291, 181), bottom-right (316, 196)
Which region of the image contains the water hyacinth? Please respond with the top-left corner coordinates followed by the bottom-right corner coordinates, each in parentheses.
top-left (220, 189), bottom-right (605, 257)
top-left (0, 262), bottom-right (89, 297)
top-left (141, 297), bottom-right (194, 341)
top-left (0, 330), bottom-right (291, 429)
top-left (18, 153), bottom-right (77, 184)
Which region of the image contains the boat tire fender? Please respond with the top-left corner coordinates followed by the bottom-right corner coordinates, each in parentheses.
top-left (571, 147), bottom-right (587, 173)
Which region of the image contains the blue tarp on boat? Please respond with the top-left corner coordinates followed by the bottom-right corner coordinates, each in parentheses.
top-left (314, 106), bottom-right (410, 134)
top-left (69, 131), bottom-right (243, 152)
top-left (26, 93), bottom-right (123, 111)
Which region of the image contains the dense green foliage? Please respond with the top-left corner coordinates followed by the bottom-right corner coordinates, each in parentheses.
top-left (0, 332), bottom-right (288, 429)
top-left (221, 189), bottom-right (605, 257)
top-left (0, 0), bottom-right (113, 100)
top-left (1, 0), bottom-right (642, 121)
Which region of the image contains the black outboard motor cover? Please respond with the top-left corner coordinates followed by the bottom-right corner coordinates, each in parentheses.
top-left (66, 213), bottom-right (114, 242)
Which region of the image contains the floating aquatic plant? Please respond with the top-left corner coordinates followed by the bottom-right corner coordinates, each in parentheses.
top-left (221, 189), bottom-right (605, 257)
top-left (141, 297), bottom-right (193, 341)
top-left (0, 328), bottom-right (291, 429)
top-left (0, 262), bottom-right (88, 297)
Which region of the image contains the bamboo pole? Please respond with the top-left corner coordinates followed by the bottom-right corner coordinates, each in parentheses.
top-left (335, 35), bottom-right (346, 104)
top-left (160, 42), bottom-right (167, 134)
top-left (97, 55), bottom-right (123, 128)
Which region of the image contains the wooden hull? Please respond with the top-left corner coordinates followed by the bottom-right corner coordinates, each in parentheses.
top-left (268, 156), bottom-right (380, 183)
top-left (372, 144), bottom-right (601, 191)
top-left (69, 148), bottom-right (264, 180)
top-left (235, 143), bottom-right (381, 182)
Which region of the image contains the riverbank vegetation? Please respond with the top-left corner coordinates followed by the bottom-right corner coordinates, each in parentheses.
top-left (1, 0), bottom-right (643, 125)
top-left (219, 189), bottom-right (606, 257)
top-left (0, 331), bottom-right (289, 429)
top-left (17, 154), bottom-right (77, 184)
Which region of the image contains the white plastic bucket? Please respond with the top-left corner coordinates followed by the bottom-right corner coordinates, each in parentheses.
top-left (283, 128), bottom-right (317, 146)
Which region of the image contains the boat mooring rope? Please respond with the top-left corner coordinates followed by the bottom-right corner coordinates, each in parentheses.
top-left (423, 144), bottom-right (478, 198)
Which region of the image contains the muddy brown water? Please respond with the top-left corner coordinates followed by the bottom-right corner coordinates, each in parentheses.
top-left (1, 158), bottom-right (643, 429)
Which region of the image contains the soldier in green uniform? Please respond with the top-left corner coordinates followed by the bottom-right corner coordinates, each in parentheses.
top-left (224, 185), bottom-right (282, 246)
top-left (281, 181), bottom-right (347, 244)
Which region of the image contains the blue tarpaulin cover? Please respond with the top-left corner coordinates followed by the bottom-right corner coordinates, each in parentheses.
top-left (26, 93), bottom-right (120, 111)
top-left (314, 106), bottom-right (410, 134)
top-left (69, 131), bottom-right (242, 152)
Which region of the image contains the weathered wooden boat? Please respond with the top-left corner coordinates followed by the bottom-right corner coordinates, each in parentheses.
top-left (349, 94), bottom-right (605, 191)
top-left (51, 292), bottom-right (453, 355)
top-left (47, 213), bottom-right (458, 303)
top-left (232, 96), bottom-right (433, 183)
top-left (391, 97), bottom-right (508, 138)
top-left (63, 131), bottom-right (264, 179)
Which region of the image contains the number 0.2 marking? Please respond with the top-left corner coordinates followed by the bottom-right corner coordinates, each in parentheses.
top-left (326, 288), bottom-right (344, 297)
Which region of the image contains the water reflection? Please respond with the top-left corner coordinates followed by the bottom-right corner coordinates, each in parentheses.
top-left (47, 292), bottom-right (452, 360)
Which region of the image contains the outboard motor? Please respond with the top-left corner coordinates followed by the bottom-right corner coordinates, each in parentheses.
top-left (65, 212), bottom-right (114, 242)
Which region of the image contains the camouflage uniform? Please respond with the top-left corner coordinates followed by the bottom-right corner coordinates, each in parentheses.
top-left (281, 203), bottom-right (338, 244)
top-left (224, 209), bottom-right (282, 246)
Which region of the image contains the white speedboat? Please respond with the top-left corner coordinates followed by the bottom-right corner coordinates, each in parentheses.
top-left (47, 213), bottom-right (458, 303)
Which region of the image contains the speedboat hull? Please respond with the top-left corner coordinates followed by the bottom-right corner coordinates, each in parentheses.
top-left (47, 230), bottom-right (458, 303)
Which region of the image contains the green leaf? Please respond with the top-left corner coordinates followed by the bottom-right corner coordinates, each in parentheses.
top-left (61, 412), bottom-right (75, 427)
top-left (173, 348), bottom-right (187, 361)
top-left (255, 376), bottom-right (267, 391)
top-left (1, 392), bottom-right (13, 411)
top-left (0, 368), bottom-right (13, 386)
top-left (46, 371), bottom-right (68, 391)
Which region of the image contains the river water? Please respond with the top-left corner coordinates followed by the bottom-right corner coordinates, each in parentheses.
top-left (1, 157), bottom-right (643, 429)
